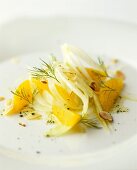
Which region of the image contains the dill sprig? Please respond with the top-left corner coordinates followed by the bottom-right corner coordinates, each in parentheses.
top-left (100, 80), bottom-right (115, 92)
top-left (11, 88), bottom-right (32, 104)
top-left (98, 57), bottom-right (108, 77)
top-left (97, 74), bottom-right (115, 92)
top-left (32, 88), bottom-right (39, 97)
top-left (11, 88), bottom-right (38, 104)
top-left (80, 117), bottom-right (102, 129)
top-left (30, 59), bottom-right (59, 82)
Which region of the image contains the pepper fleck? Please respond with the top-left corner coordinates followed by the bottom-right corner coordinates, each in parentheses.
top-left (36, 151), bottom-right (41, 154)
top-left (19, 122), bottom-right (26, 127)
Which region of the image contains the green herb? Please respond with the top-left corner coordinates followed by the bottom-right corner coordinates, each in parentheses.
top-left (116, 107), bottom-right (129, 113)
top-left (98, 75), bottom-right (116, 93)
top-left (30, 59), bottom-right (59, 82)
top-left (47, 120), bottom-right (55, 124)
top-left (50, 54), bottom-right (57, 62)
top-left (100, 81), bottom-right (115, 91)
top-left (11, 88), bottom-right (32, 104)
top-left (98, 57), bottom-right (108, 76)
top-left (46, 112), bottom-right (55, 124)
top-left (33, 88), bottom-right (39, 97)
top-left (80, 117), bottom-right (102, 129)
top-left (11, 86), bottom-right (39, 105)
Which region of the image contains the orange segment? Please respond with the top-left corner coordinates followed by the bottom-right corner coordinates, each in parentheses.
top-left (98, 78), bottom-right (124, 112)
top-left (55, 84), bottom-right (82, 109)
top-left (5, 80), bottom-right (32, 115)
top-left (52, 105), bottom-right (81, 126)
top-left (31, 78), bottom-right (49, 94)
top-left (86, 68), bottom-right (106, 83)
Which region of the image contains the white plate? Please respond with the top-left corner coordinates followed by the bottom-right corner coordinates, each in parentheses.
top-left (0, 17), bottom-right (137, 170)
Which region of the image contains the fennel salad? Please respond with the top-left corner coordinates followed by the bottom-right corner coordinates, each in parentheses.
top-left (3, 44), bottom-right (125, 137)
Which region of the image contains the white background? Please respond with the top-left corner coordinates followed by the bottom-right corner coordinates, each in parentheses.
top-left (0, 0), bottom-right (137, 24)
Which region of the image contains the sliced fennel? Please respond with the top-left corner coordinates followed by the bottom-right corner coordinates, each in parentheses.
top-left (62, 44), bottom-right (104, 73)
top-left (55, 66), bottom-right (89, 115)
top-left (45, 124), bottom-right (71, 137)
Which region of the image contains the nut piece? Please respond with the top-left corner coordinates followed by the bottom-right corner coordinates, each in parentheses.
top-left (115, 71), bottom-right (125, 80)
top-left (111, 59), bottom-right (119, 64)
top-left (99, 111), bottom-right (113, 122)
top-left (90, 82), bottom-right (99, 92)
top-left (0, 96), bottom-right (5, 102)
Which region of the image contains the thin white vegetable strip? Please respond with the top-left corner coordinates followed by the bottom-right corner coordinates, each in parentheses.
top-left (47, 79), bottom-right (79, 110)
top-left (62, 44), bottom-right (103, 72)
top-left (76, 77), bottom-right (93, 98)
top-left (66, 50), bottom-right (92, 81)
top-left (34, 104), bottom-right (52, 113)
top-left (45, 125), bottom-right (71, 137)
top-left (46, 79), bottom-right (60, 100)
top-left (34, 93), bottom-right (52, 106)
top-left (93, 94), bottom-right (108, 129)
top-left (55, 66), bottom-right (89, 115)
top-left (33, 98), bottom-right (52, 112)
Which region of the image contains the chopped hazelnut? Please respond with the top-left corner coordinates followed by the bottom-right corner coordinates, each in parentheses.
top-left (99, 111), bottom-right (113, 122)
top-left (115, 71), bottom-right (125, 80)
top-left (0, 96), bottom-right (5, 102)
